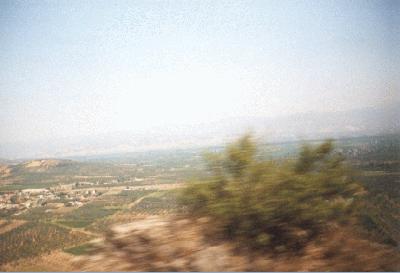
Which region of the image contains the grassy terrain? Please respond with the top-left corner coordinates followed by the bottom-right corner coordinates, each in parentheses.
top-left (0, 222), bottom-right (90, 265)
top-left (58, 201), bottom-right (120, 228)
top-left (63, 243), bottom-right (95, 256)
top-left (56, 190), bottom-right (158, 230)
top-left (131, 189), bottom-right (182, 215)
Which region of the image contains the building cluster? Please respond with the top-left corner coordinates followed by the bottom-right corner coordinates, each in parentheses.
top-left (0, 187), bottom-right (101, 214)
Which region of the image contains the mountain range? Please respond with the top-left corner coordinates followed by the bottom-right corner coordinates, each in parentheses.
top-left (1, 102), bottom-right (398, 159)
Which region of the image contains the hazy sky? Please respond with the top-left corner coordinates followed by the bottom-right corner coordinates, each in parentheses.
top-left (0, 0), bottom-right (399, 145)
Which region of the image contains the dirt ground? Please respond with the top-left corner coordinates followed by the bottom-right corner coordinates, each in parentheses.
top-left (2, 215), bottom-right (399, 272)
top-left (75, 216), bottom-right (400, 272)
top-left (0, 251), bottom-right (77, 272)
top-left (0, 220), bottom-right (26, 235)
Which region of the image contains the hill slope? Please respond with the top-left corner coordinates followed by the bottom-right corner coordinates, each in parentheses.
top-left (75, 216), bottom-right (400, 271)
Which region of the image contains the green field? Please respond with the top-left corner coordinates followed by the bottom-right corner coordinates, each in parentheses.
top-left (131, 190), bottom-right (183, 215)
top-left (63, 243), bottom-right (95, 256)
top-left (58, 202), bottom-right (119, 228)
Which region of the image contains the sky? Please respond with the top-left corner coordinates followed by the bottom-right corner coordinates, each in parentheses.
top-left (0, 0), bottom-right (399, 157)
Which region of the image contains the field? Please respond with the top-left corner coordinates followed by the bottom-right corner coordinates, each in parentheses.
top-left (64, 243), bottom-right (95, 256)
top-left (130, 190), bottom-right (182, 215)
top-left (0, 222), bottom-right (90, 264)
top-left (341, 135), bottom-right (400, 245)
top-left (0, 220), bottom-right (26, 235)
top-left (59, 189), bottom-right (157, 229)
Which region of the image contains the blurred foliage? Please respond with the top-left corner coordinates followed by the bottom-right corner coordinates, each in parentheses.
top-left (179, 135), bottom-right (364, 250)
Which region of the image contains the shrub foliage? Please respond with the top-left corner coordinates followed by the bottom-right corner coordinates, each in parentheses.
top-left (179, 135), bottom-right (363, 250)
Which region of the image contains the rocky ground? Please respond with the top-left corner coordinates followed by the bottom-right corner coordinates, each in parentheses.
top-left (75, 215), bottom-right (400, 271)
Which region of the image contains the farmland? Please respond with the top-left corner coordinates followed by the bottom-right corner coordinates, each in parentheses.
top-left (0, 222), bottom-right (90, 264)
top-left (130, 190), bottom-right (182, 215)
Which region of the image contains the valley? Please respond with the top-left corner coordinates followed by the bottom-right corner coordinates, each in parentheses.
top-left (0, 134), bottom-right (399, 270)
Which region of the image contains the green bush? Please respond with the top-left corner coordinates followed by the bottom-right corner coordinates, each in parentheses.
top-left (179, 135), bottom-right (363, 250)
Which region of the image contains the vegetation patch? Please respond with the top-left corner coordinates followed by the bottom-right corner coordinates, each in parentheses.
top-left (59, 202), bottom-right (119, 228)
top-left (64, 243), bottom-right (95, 256)
top-left (0, 222), bottom-right (90, 264)
top-left (132, 190), bottom-right (183, 215)
top-left (180, 135), bottom-right (364, 251)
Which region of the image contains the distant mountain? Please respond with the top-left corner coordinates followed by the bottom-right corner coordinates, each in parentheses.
top-left (240, 102), bottom-right (400, 141)
top-left (1, 103), bottom-right (399, 159)
top-left (59, 103), bottom-right (400, 158)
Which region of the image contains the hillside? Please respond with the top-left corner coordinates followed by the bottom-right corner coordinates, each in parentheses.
top-left (0, 165), bottom-right (12, 179)
top-left (23, 159), bottom-right (67, 171)
top-left (75, 215), bottom-right (400, 271)
top-left (0, 159), bottom-right (132, 189)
